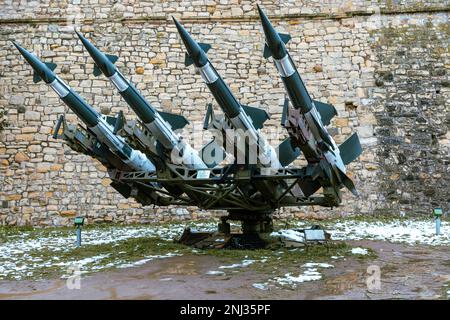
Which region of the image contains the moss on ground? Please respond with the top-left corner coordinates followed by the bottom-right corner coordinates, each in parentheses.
top-left (0, 218), bottom-right (381, 281)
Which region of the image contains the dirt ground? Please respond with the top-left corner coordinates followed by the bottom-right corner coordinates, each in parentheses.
top-left (0, 240), bottom-right (449, 300)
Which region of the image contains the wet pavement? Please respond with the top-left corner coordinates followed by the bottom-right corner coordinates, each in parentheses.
top-left (0, 240), bottom-right (449, 300)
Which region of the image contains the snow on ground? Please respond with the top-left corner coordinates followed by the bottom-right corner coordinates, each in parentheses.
top-left (219, 259), bottom-right (256, 269)
top-left (270, 229), bottom-right (304, 242)
top-left (286, 218), bottom-right (450, 246)
top-left (302, 262), bottom-right (334, 268)
top-left (1, 218), bottom-right (448, 281)
top-left (351, 247), bottom-right (369, 255)
top-left (0, 221), bottom-right (217, 280)
top-left (327, 219), bottom-right (450, 246)
top-left (270, 262), bottom-right (335, 288)
top-left (115, 253), bottom-right (182, 269)
top-left (252, 283), bottom-right (269, 290)
top-left (206, 270), bottom-right (226, 276)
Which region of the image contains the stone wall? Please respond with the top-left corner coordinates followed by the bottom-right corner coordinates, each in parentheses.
top-left (0, 1), bottom-right (448, 226)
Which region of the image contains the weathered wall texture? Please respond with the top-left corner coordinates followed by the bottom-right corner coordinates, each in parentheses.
top-left (0, 1), bottom-right (448, 226)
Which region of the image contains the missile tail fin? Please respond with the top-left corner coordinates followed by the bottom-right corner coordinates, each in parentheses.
top-left (339, 133), bottom-right (362, 165)
top-left (200, 138), bottom-right (226, 168)
top-left (337, 168), bottom-right (359, 197)
top-left (314, 100), bottom-right (337, 126)
top-left (33, 62), bottom-right (57, 83)
top-left (198, 43), bottom-right (211, 54)
top-left (277, 137), bottom-right (301, 166)
top-left (297, 178), bottom-right (321, 197)
top-left (113, 111), bottom-right (125, 134)
top-left (263, 44), bottom-right (272, 59)
top-left (310, 114), bottom-right (334, 147)
top-left (159, 111), bottom-right (189, 130)
top-left (52, 114), bottom-right (65, 139)
top-left (203, 103), bottom-right (214, 130)
top-left (281, 97), bottom-right (289, 127)
top-left (184, 53), bottom-right (194, 66)
top-left (106, 54), bottom-right (118, 64)
top-left (241, 105), bottom-right (270, 130)
top-left (93, 54), bottom-right (118, 77)
top-left (279, 33), bottom-right (291, 45)
top-left (93, 64), bottom-right (102, 77)
top-left (262, 33), bottom-right (290, 59)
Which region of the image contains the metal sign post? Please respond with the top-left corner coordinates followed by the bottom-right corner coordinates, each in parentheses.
top-left (74, 217), bottom-right (85, 247)
top-left (434, 208), bottom-right (443, 236)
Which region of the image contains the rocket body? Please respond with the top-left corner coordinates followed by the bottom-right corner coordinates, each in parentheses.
top-left (76, 32), bottom-right (208, 175)
top-left (257, 7), bottom-right (346, 174)
top-left (173, 18), bottom-right (281, 171)
top-left (13, 42), bottom-right (155, 173)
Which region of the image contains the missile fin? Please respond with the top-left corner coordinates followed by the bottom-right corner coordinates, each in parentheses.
top-left (106, 54), bottom-right (118, 64)
top-left (33, 62), bottom-right (57, 83)
top-left (310, 114), bottom-right (334, 147)
top-left (277, 137), bottom-right (301, 166)
top-left (339, 133), bottom-right (362, 165)
top-left (159, 111), bottom-right (190, 130)
top-left (203, 103), bottom-right (214, 130)
top-left (113, 111), bottom-right (125, 134)
top-left (93, 64), bottom-right (102, 77)
top-left (200, 138), bottom-right (226, 168)
top-left (241, 105), bottom-right (270, 129)
top-left (263, 44), bottom-right (272, 59)
top-left (198, 43), bottom-right (212, 54)
top-left (184, 53), bottom-right (194, 67)
top-left (281, 97), bottom-right (289, 127)
top-left (52, 114), bottom-right (65, 139)
top-left (314, 100), bottom-right (337, 126)
top-left (337, 168), bottom-right (359, 197)
top-left (297, 178), bottom-right (321, 197)
top-left (279, 33), bottom-right (291, 45)
top-left (110, 181), bottom-right (132, 198)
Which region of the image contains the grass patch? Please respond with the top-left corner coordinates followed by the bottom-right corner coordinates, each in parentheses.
top-left (9, 237), bottom-right (192, 281)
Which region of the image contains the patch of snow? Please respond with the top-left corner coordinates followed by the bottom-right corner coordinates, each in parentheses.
top-left (206, 270), bottom-right (225, 276)
top-left (273, 269), bottom-right (322, 286)
top-left (351, 247), bottom-right (368, 255)
top-left (252, 283), bottom-right (269, 290)
top-left (0, 222), bottom-right (207, 280)
top-left (270, 229), bottom-right (304, 242)
top-left (219, 259), bottom-right (255, 269)
top-left (116, 253), bottom-right (182, 269)
top-left (302, 262), bottom-right (334, 268)
top-left (327, 219), bottom-right (450, 246)
top-left (160, 278), bottom-right (172, 281)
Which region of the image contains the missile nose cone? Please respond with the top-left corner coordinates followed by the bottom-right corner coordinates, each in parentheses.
top-left (257, 6), bottom-right (286, 59)
top-left (11, 40), bottom-right (22, 52)
top-left (256, 4), bottom-right (265, 18)
top-left (12, 40), bottom-right (30, 59)
top-left (12, 41), bottom-right (56, 84)
top-left (172, 17), bottom-right (207, 67)
top-left (76, 31), bottom-right (117, 77)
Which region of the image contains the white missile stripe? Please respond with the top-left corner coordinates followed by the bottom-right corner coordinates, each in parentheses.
top-left (50, 78), bottom-right (70, 98)
top-left (90, 119), bottom-right (156, 172)
top-left (199, 62), bottom-right (219, 84)
top-left (109, 72), bottom-right (129, 92)
top-left (274, 55), bottom-right (295, 78)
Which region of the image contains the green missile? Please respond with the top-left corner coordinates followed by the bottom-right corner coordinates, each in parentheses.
top-left (14, 41), bottom-right (156, 173)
